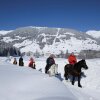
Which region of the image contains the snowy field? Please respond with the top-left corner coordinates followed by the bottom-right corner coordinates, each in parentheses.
top-left (0, 57), bottom-right (100, 100)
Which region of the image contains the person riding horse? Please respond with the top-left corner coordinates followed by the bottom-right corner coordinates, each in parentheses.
top-left (68, 52), bottom-right (77, 67)
top-left (64, 59), bottom-right (88, 88)
top-left (28, 57), bottom-right (36, 69)
top-left (13, 58), bottom-right (17, 65)
top-left (45, 54), bottom-right (55, 74)
top-left (19, 56), bottom-right (24, 66)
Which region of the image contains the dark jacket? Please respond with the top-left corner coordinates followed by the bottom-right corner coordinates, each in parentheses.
top-left (45, 57), bottom-right (55, 73)
top-left (46, 57), bottom-right (55, 66)
top-left (19, 57), bottom-right (24, 66)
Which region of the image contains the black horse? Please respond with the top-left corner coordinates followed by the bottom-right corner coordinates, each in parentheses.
top-left (64, 59), bottom-right (88, 88)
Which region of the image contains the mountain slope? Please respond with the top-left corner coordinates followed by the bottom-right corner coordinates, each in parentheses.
top-left (0, 59), bottom-right (77, 100)
top-left (0, 30), bottom-right (13, 36)
top-left (0, 26), bottom-right (100, 55)
top-left (86, 30), bottom-right (100, 39)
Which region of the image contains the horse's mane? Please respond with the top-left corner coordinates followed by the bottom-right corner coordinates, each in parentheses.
top-left (75, 59), bottom-right (85, 65)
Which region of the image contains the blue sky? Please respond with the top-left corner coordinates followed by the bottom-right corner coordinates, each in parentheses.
top-left (0, 0), bottom-right (100, 32)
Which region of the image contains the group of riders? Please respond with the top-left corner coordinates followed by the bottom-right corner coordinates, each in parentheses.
top-left (13, 56), bottom-right (36, 69)
top-left (13, 52), bottom-right (77, 73)
top-left (13, 53), bottom-right (88, 88)
top-left (45, 52), bottom-right (77, 74)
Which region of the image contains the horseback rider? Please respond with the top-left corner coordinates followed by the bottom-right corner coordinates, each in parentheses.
top-left (45, 54), bottom-right (55, 73)
top-left (68, 52), bottom-right (77, 67)
top-left (13, 58), bottom-right (17, 65)
top-left (28, 57), bottom-right (36, 69)
top-left (19, 56), bottom-right (24, 66)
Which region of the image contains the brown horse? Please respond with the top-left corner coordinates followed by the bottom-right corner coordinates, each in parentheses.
top-left (64, 59), bottom-right (88, 88)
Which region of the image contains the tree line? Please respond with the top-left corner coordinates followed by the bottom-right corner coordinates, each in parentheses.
top-left (0, 47), bottom-right (21, 56)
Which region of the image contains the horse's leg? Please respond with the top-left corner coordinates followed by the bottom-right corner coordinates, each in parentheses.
top-left (64, 71), bottom-right (68, 80)
top-left (65, 74), bottom-right (68, 80)
top-left (64, 67), bottom-right (69, 80)
top-left (78, 75), bottom-right (82, 88)
top-left (55, 64), bottom-right (58, 75)
top-left (45, 65), bottom-right (50, 73)
top-left (72, 76), bottom-right (75, 85)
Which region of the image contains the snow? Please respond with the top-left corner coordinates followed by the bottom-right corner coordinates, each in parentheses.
top-left (20, 42), bottom-right (42, 53)
top-left (0, 57), bottom-right (100, 100)
top-left (53, 28), bottom-right (60, 44)
top-left (42, 37), bottom-right (100, 54)
top-left (63, 32), bottom-right (75, 36)
top-left (0, 57), bottom-right (76, 100)
top-left (29, 37), bottom-right (99, 54)
top-left (86, 30), bottom-right (100, 38)
top-left (14, 40), bottom-right (33, 48)
top-left (15, 36), bottom-right (26, 39)
top-left (2, 37), bottom-right (20, 43)
top-left (2, 36), bottom-right (27, 43)
top-left (0, 30), bottom-right (13, 35)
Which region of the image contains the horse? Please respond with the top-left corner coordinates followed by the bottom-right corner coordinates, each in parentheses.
top-left (64, 59), bottom-right (88, 88)
top-left (48, 64), bottom-right (58, 76)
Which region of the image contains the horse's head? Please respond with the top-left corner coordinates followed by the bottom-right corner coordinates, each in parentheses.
top-left (80, 59), bottom-right (88, 70)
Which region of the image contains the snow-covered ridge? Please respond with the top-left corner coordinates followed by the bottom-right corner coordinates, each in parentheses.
top-left (86, 30), bottom-right (100, 38)
top-left (0, 30), bottom-right (13, 35)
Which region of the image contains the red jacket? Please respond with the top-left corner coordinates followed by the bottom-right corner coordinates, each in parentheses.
top-left (28, 58), bottom-right (35, 67)
top-left (68, 54), bottom-right (77, 65)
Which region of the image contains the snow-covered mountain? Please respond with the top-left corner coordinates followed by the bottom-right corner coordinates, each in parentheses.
top-left (0, 26), bottom-right (100, 55)
top-left (86, 30), bottom-right (100, 39)
top-left (0, 30), bottom-right (13, 36)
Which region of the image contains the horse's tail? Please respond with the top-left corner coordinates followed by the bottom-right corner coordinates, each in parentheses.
top-left (64, 64), bottom-right (69, 77)
top-left (64, 64), bottom-right (70, 70)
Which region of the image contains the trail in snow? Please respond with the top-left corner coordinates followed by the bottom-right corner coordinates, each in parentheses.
top-left (0, 59), bottom-right (77, 100)
top-left (53, 28), bottom-right (60, 45)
